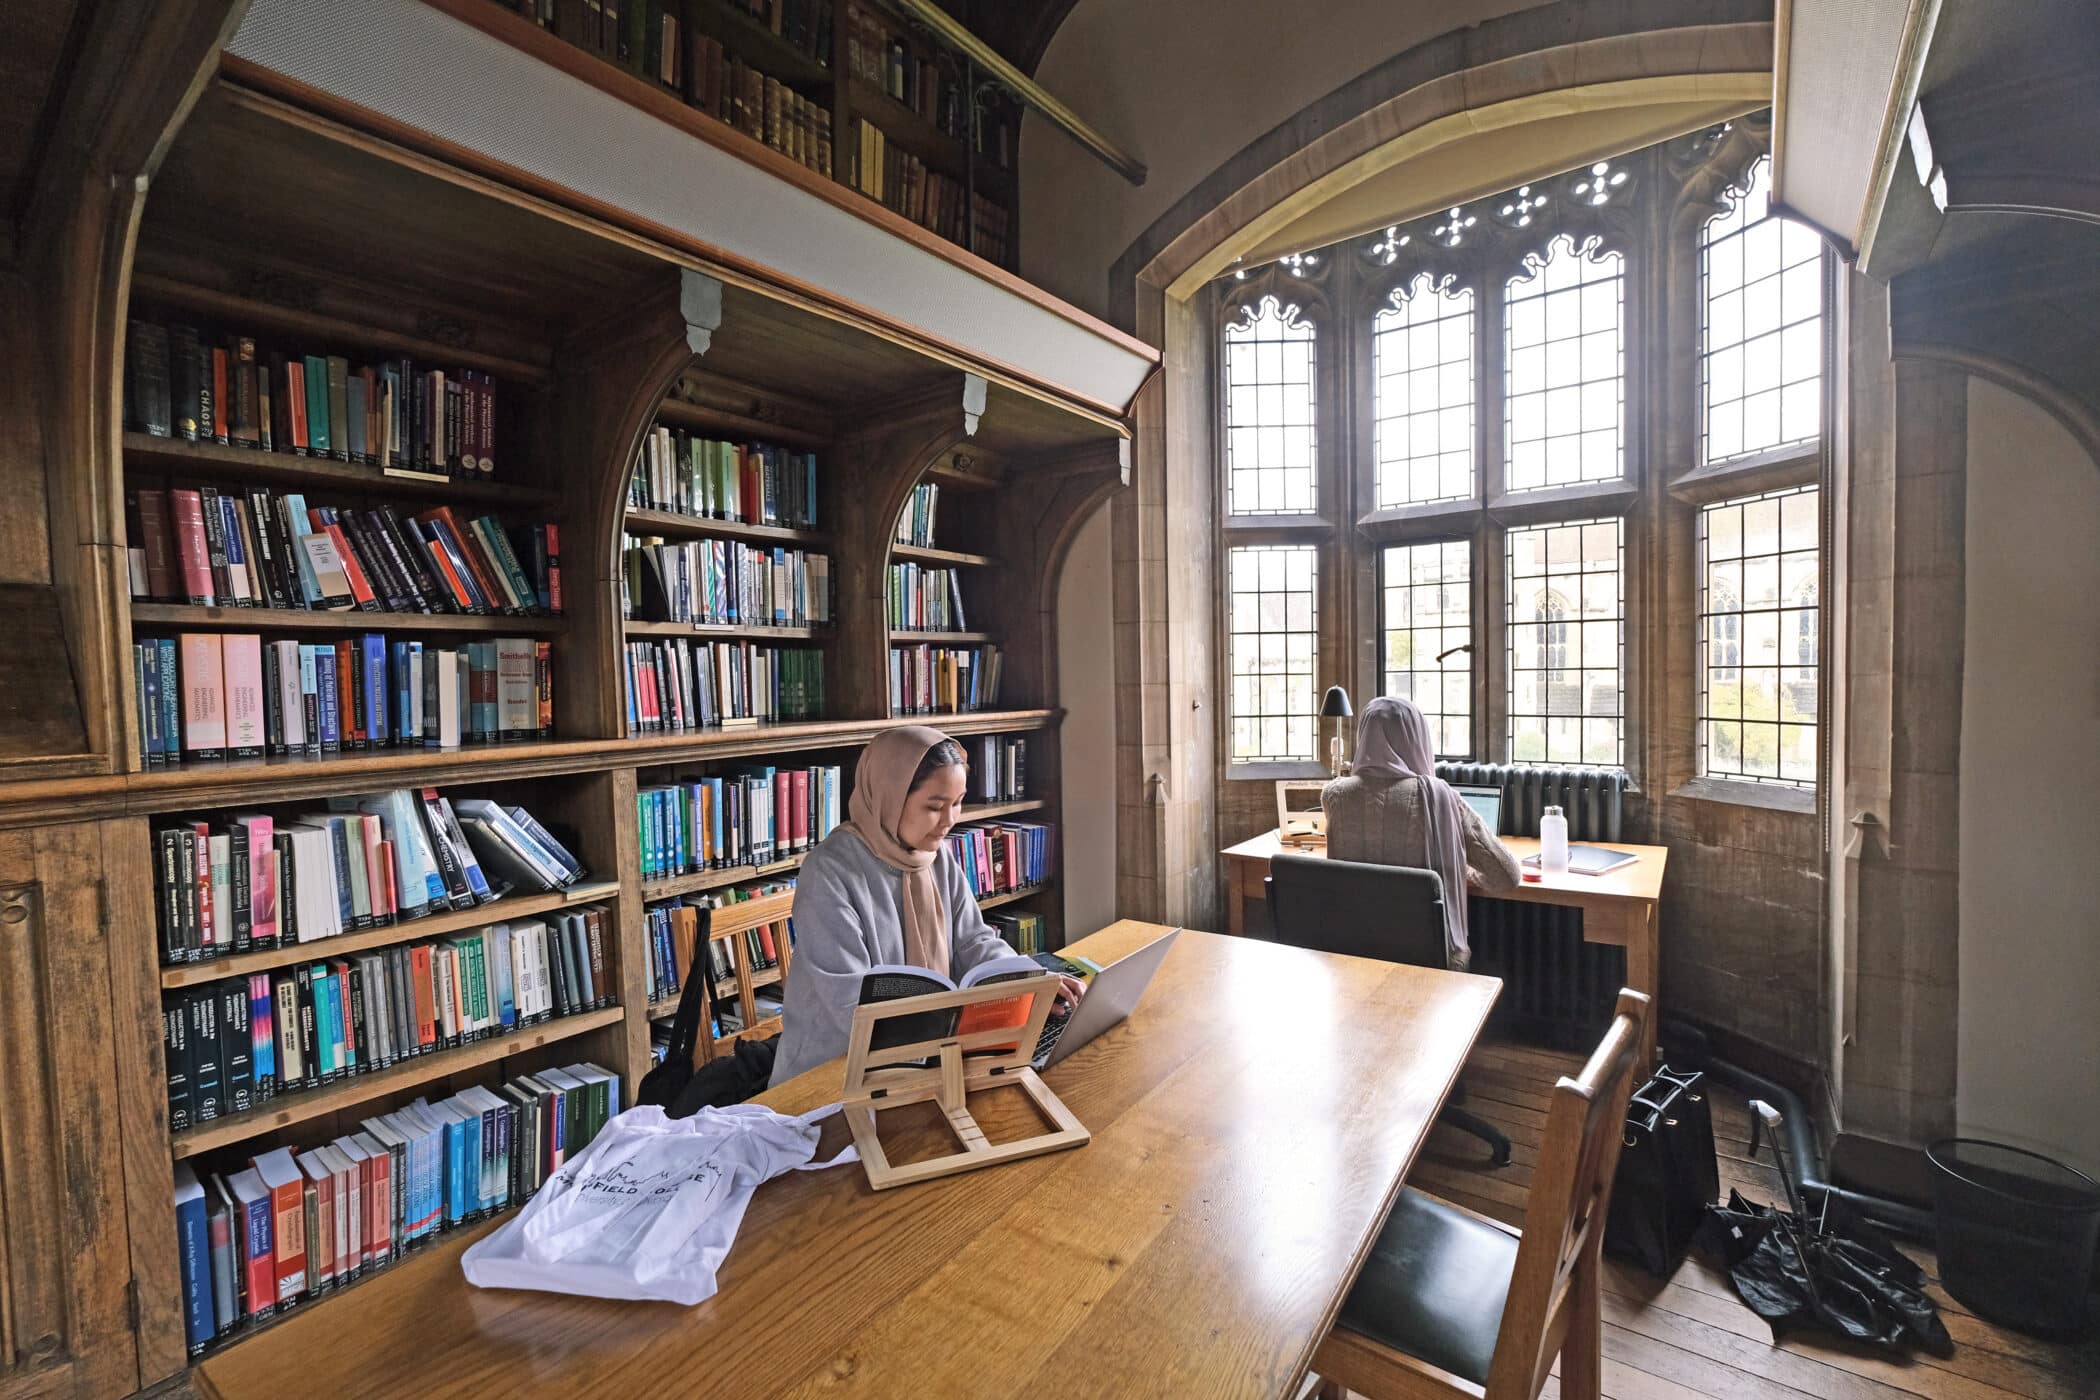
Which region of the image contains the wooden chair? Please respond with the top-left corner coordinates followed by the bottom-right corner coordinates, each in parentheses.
top-left (1312, 989), bottom-right (1649, 1400)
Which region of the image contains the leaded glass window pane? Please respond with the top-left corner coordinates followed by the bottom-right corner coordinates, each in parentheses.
top-left (1504, 235), bottom-right (1625, 492)
top-left (1381, 540), bottom-right (1472, 757)
top-left (1223, 297), bottom-right (1318, 515)
top-left (1373, 276), bottom-right (1475, 507)
top-left (1507, 517), bottom-right (1624, 765)
top-left (1701, 157), bottom-right (1824, 464)
top-left (1228, 544), bottom-right (1319, 761)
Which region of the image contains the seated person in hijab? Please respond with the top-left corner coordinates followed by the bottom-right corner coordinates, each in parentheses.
top-left (1321, 696), bottom-right (1520, 971)
top-left (770, 726), bottom-right (1086, 1087)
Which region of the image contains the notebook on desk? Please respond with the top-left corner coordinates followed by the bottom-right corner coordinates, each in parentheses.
top-left (1521, 845), bottom-right (1639, 875)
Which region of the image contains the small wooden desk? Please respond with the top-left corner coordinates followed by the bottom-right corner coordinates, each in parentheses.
top-left (1223, 829), bottom-right (1667, 1067)
top-left (196, 921), bottom-right (1499, 1400)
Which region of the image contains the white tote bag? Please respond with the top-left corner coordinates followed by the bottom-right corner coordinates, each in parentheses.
top-left (462, 1101), bottom-right (856, 1305)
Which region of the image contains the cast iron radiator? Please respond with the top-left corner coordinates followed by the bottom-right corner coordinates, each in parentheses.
top-left (1435, 762), bottom-right (1631, 1050)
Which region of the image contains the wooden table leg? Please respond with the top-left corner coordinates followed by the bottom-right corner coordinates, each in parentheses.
top-left (1624, 901), bottom-right (1659, 1068)
top-left (1225, 857), bottom-right (1248, 937)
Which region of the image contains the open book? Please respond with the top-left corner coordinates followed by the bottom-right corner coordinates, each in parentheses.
top-left (858, 954), bottom-right (1048, 1056)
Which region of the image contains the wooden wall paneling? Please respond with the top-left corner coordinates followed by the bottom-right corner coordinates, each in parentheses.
top-left (606, 766), bottom-right (649, 1092)
top-left (558, 266), bottom-right (724, 740)
top-left (101, 820), bottom-right (186, 1389)
top-left (0, 823), bottom-right (159, 1400)
top-left (15, 2), bottom-right (252, 785)
top-left (834, 372), bottom-right (990, 718)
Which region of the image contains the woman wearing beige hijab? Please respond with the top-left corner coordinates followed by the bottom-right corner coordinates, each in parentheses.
top-left (770, 726), bottom-right (1084, 1086)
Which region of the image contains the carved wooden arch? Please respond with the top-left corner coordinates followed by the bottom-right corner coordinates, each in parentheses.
top-left (833, 372), bottom-right (992, 716)
top-left (561, 267), bottom-right (725, 738)
top-left (979, 439), bottom-right (1133, 709)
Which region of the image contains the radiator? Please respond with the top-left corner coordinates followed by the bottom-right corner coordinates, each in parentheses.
top-left (1435, 763), bottom-right (1631, 1050)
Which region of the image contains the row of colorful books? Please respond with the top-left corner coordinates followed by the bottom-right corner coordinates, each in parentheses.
top-left (629, 426), bottom-right (819, 528)
top-left (893, 481), bottom-right (940, 547)
top-left (637, 764), bottom-right (842, 881)
top-left (134, 633), bottom-right (552, 765)
top-left (623, 638), bottom-right (826, 730)
top-left (989, 910), bottom-right (1050, 956)
top-left (886, 562), bottom-right (967, 632)
top-left (128, 484), bottom-right (559, 616)
top-left (171, 1063), bottom-right (617, 1355)
top-left (623, 535), bottom-right (833, 627)
top-left (162, 905), bottom-right (613, 1128)
top-left (965, 734), bottom-right (1031, 804)
top-left (153, 790), bottom-right (586, 964)
top-left (945, 820), bottom-right (1055, 900)
top-left (889, 642), bottom-right (1002, 715)
top-left (643, 883), bottom-right (795, 1008)
top-left (125, 319), bottom-right (505, 477)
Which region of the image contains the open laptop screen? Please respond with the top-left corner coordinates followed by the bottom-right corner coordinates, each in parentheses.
top-left (1453, 784), bottom-right (1502, 833)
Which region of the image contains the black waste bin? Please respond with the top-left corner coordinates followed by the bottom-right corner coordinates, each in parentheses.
top-left (1927, 1138), bottom-right (2100, 1337)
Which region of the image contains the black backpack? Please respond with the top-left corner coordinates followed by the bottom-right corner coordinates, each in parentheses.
top-left (636, 906), bottom-right (781, 1117)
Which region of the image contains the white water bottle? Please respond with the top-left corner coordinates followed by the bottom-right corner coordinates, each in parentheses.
top-left (1540, 805), bottom-right (1570, 874)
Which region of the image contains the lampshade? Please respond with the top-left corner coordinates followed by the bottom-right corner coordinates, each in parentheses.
top-left (1319, 685), bottom-right (1353, 719)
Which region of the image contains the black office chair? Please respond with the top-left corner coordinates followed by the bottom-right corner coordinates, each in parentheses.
top-left (1266, 853), bottom-right (1512, 1167)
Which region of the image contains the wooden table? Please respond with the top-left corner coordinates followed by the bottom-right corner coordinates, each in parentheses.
top-left (196, 921), bottom-right (1500, 1400)
top-left (1223, 829), bottom-right (1667, 1067)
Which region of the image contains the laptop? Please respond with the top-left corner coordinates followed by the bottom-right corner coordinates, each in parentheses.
top-left (1453, 784), bottom-right (1502, 833)
top-left (1031, 928), bottom-right (1180, 1069)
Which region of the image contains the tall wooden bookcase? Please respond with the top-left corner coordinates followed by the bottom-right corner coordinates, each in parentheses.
top-left (0, 4), bottom-right (1147, 1393)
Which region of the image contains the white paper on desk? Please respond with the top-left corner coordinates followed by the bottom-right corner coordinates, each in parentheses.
top-left (462, 1102), bottom-right (856, 1305)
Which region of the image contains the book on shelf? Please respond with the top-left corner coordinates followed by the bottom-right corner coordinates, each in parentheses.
top-left (133, 632), bottom-right (554, 766)
top-left (628, 426), bottom-right (819, 528)
top-left (966, 734), bottom-right (1029, 803)
top-left (173, 1060), bottom-right (618, 1354)
top-left (643, 878), bottom-right (797, 1010)
top-left (637, 763), bottom-right (842, 881)
top-left (888, 642), bottom-right (1000, 715)
top-left (152, 789), bottom-right (584, 965)
top-left (623, 534), bottom-right (832, 627)
top-left (846, 118), bottom-right (1011, 263)
top-left (843, 0), bottom-right (1014, 168)
top-left (885, 562), bottom-right (965, 631)
top-left (686, 36), bottom-right (834, 178)
top-left (945, 819), bottom-right (1055, 900)
top-left (159, 904), bottom-right (616, 1126)
top-left (623, 638), bottom-right (824, 732)
top-left (126, 482), bottom-right (560, 617)
top-left (988, 910), bottom-right (1051, 956)
top-left (123, 317), bottom-right (504, 477)
top-left (893, 480), bottom-right (939, 547)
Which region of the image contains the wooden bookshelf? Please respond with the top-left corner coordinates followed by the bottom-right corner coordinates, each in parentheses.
top-left (169, 1005), bottom-right (625, 1158)
top-left (0, 8), bottom-right (1140, 1383)
top-left (622, 619), bottom-right (831, 640)
top-left (131, 603), bottom-right (566, 635)
top-left (979, 881), bottom-right (1055, 911)
top-left (157, 882), bottom-right (618, 988)
top-left (624, 507), bottom-right (828, 548)
top-left (889, 629), bottom-right (998, 644)
top-left (122, 433), bottom-right (563, 509)
top-left (891, 542), bottom-right (998, 568)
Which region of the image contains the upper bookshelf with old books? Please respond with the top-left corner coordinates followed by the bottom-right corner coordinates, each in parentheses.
top-left (218, 0), bottom-right (1157, 423)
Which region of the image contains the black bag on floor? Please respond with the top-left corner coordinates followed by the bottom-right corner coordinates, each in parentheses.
top-left (1604, 1063), bottom-right (1719, 1275)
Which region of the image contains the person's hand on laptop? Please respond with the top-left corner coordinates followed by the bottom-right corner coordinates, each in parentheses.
top-left (1054, 974), bottom-right (1087, 1012)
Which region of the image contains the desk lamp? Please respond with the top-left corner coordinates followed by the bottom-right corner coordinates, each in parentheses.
top-left (1320, 685), bottom-right (1353, 776)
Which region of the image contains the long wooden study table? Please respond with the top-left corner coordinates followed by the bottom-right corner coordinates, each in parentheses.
top-left (196, 921), bottom-right (1500, 1400)
top-left (1223, 829), bottom-right (1668, 1068)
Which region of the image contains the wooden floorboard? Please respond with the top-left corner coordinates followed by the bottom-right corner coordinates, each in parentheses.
top-left (1327, 1039), bottom-right (2100, 1400)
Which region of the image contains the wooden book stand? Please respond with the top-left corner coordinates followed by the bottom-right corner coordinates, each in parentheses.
top-left (841, 973), bottom-right (1089, 1190)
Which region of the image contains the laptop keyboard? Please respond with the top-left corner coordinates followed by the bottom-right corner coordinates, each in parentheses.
top-left (1031, 1005), bottom-right (1074, 1067)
